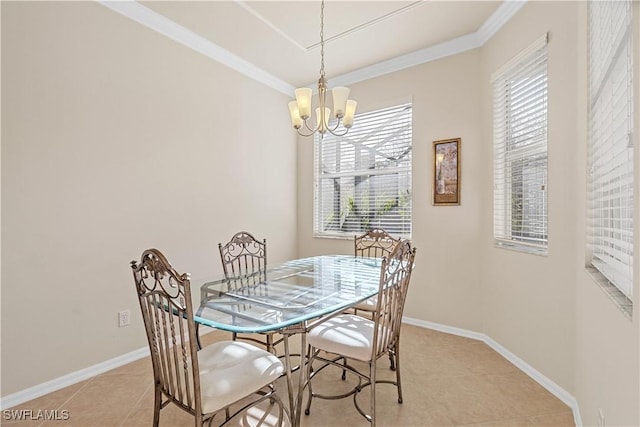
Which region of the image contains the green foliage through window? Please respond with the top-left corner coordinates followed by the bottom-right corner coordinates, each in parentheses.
top-left (314, 104), bottom-right (412, 238)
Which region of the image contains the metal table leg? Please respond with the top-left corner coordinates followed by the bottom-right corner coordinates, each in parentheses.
top-left (281, 323), bottom-right (308, 427)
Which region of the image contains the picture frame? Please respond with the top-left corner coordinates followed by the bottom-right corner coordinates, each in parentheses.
top-left (433, 138), bottom-right (461, 205)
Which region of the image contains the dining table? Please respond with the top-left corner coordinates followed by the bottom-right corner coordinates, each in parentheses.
top-left (193, 254), bottom-right (384, 427)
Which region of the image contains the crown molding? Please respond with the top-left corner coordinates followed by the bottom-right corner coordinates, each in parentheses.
top-left (99, 0), bottom-right (526, 95)
top-left (476, 0), bottom-right (528, 45)
top-left (328, 0), bottom-right (527, 87)
top-left (328, 31), bottom-right (482, 88)
top-left (99, 0), bottom-right (295, 96)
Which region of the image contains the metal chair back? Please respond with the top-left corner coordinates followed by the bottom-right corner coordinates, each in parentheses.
top-left (304, 240), bottom-right (417, 425)
top-left (130, 249), bottom-right (203, 423)
top-left (372, 240), bottom-right (416, 359)
top-left (354, 229), bottom-right (401, 259)
top-left (218, 231), bottom-right (277, 352)
top-left (218, 231), bottom-right (267, 278)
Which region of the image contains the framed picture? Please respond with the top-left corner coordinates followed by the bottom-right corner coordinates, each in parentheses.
top-left (433, 138), bottom-right (461, 205)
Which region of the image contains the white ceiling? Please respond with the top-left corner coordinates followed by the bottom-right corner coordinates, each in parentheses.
top-left (103, 1), bottom-right (523, 94)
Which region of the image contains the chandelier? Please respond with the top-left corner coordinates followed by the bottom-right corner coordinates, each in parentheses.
top-left (287, 0), bottom-right (357, 137)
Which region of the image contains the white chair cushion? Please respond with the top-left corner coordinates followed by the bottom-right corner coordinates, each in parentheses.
top-left (197, 340), bottom-right (284, 414)
top-left (308, 314), bottom-right (374, 362)
top-left (354, 296), bottom-right (377, 312)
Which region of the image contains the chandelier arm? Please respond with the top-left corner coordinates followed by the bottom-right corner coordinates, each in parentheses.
top-left (296, 126), bottom-right (320, 138)
top-left (327, 117), bottom-right (344, 133)
top-left (301, 118), bottom-right (321, 135)
top-left (327, 127), bottom-right (351, 137)
top-left (288, 0), bottom-right (356, 138)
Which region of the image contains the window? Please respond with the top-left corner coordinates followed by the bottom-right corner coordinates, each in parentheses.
top-left (314, 104), bottom-right (412, 238)
top-left (492, 34), bottom-right (549, 255)
top-left (587, 0), bottom-right (634, 310)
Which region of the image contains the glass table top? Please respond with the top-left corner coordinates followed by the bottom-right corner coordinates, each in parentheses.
top-left (194, 255), bottom-right (383, 333)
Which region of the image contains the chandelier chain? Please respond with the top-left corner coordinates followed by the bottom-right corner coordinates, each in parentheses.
top-left (288, 0), bottom-right (355, 137)
top-left (320, 0), bottom-right (325, 79)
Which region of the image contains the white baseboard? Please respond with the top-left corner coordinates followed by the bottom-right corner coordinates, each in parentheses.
top-left (402, 316), bottom-right (583, 427)
top-left (0, 326), bottom-right (224, 410)
top-left (0, 347), bottom-right (150, 410)
top-left (1, 317), bottom-right (582, 427)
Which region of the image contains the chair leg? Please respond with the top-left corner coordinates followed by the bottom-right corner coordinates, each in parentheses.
top-left (304, 347), bottom-right (317, 416)
top-left (394, 342), bottom-right (403, 404)
top-left (266, 333), bottom-right (275, 354)
top-left (195, 324), bottom-right (203, 350)
top-left (341, 357), bottom-right (347, 380)
top-left (152, 386), bottom-right (161, 427)
top-left (388, 351), bottom-right (395, 371)
top-left (369, 360), bottom-right (376, 427)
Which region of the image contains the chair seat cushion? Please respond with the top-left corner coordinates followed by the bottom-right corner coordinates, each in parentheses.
top-left (197, 340), bottom-right (284, 414)
top-left (308, 314), bottom-right (375, 362)
top-left (354, 296), bottom-right (377, 312)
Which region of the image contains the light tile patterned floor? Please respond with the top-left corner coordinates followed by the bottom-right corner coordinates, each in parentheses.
top-left (2, 325), bottom-right (575, 426)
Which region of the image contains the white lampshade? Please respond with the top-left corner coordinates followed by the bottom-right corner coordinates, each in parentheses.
top-left (343, 100), bottom-right (357, 128)
top-left (332, 87), bottom-right (350, 118)
top-left (288, 101), bottom-right (303, 129)
top-left (315, 107), bottom-right (331, 134)
top-left (295, 88), bottom-right (313, 119)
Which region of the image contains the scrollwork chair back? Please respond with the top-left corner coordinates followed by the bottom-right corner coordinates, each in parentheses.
top-left (305, 240), bottom-right (417, 427)
top-left (354, 229), bottom-right (401, 259)
top-left (217, 231), bottom-right (280, 353)
top-left (131, 248), bottom-right (286, 426)
top-left (218, 231), bottom-right (267, 278)
top-left (130, 249), bottom-right (203, 425)
top-left (373, 240), bottom-right (416, 360)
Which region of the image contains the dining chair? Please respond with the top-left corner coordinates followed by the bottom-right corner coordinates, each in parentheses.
top-left (218, 231), bottom-right (281, 354)
top-left (342, 229), bottom-right (402, 375)
top-left (131, 248), bottom-right (286, 427)
top-left (352, 229), bottom-right (401, 317)
top-left (218, 231), bottom-right (267, 277)
top-left (304, 240), bottom-right (417, 427)
top-left (354, 228), bottom-right (401, 259)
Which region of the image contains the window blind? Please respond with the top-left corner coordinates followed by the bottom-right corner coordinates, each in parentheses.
top-left (314, 104), bottom-right (412, 238)
top-left (587, 0), bottom-right (634, 299)
top-left (492, 34), bottom-right (549, 254)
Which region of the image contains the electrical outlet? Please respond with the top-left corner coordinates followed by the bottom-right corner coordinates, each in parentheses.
top-left (118, 310), bottom-right (131, 328)
top-left (598, 408), bottom-right (605, 427)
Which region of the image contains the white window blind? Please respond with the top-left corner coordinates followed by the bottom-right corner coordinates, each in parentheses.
top-left (314, 104), bottom-right (412, 238)
top-left (492, 34), bottom-right (549, 254)
top-left (587, 0), bottom-right (634, 301)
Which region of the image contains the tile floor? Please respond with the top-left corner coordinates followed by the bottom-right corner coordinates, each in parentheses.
top-left (2, 325), bottom-right (575, 426)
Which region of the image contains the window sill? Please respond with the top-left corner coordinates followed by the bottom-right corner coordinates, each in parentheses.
top-left (494, 239), bottom-right (548, 256)
top-left (313, 233), bottom-right (353, 241)
top-left (585, 266), bottom-right (633, 319)
top-left (314, 232), bottom-right (412, 241)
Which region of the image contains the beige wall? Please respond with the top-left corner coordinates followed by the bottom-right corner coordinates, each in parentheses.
top-left (482, 3), bottom-right (639, 425)
top-left (297, 1), bottom-right (640, 425)
top-left (297, 50), bottom-right (485, 331)
top-left (572, 1), bottom-right (640, 426)
top-left (1, 2), bottom-right (297, 395)
top-left (479, 0), bottom-right (578, 394)
top-left (2, 1), bottom-right (639, 424)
